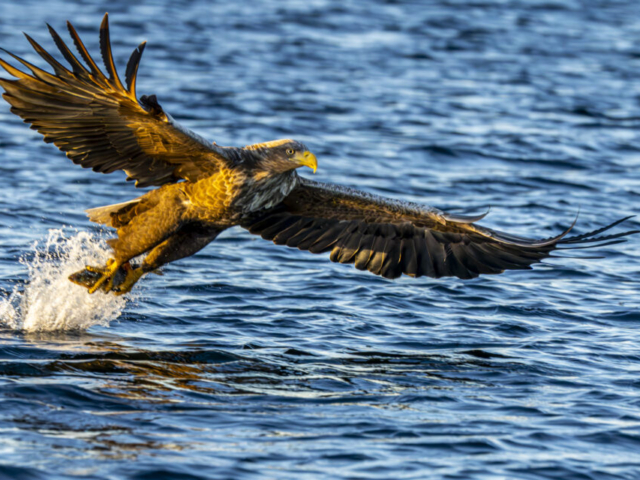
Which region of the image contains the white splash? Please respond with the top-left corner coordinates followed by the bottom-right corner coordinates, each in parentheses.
top-left (0, 229), bottom-right (130, 332)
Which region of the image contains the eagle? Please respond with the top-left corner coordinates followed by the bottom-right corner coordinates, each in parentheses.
top-left (0, 15), bottom-right (636, 296)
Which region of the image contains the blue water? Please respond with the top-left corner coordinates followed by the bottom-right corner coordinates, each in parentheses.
top-left (1, 0), bottom-right (639, 479)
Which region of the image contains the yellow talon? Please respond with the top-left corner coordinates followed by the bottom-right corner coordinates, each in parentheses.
top-left (86, 259), bottom-right (121, 294)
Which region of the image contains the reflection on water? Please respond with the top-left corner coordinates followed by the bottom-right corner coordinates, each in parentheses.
top-left (1, 330), bottom-right (524, 464)
top-left (2, 332), bottom-right (511, 402)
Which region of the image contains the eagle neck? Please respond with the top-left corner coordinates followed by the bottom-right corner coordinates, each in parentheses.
top-left (238, 171), bottom-right (299, 213)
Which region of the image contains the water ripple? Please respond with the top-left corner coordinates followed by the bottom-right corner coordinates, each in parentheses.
top-left (0, 0), bottom-right (639, 479)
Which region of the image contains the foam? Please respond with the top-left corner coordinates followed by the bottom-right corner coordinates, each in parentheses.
top-left (0, 229), bottom-right (130, 332)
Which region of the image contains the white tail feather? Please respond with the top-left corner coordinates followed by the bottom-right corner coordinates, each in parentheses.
top-left (86, 199), bottom-right (141, 226)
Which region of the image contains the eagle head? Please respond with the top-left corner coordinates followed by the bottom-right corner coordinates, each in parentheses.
top-left (244, 139), bottom-right (317, 176)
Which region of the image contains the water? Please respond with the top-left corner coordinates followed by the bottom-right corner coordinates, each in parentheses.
top-left (0, 230), bottom-right (129, 332)
top-left (0, 0), bottom-right (639, 478)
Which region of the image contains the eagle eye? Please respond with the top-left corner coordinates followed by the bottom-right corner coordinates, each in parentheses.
top-left (286, 148), bottom-right (295, 156)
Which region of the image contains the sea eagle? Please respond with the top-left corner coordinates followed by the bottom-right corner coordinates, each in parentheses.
top-left (0, 14), bottom-right (636, 295)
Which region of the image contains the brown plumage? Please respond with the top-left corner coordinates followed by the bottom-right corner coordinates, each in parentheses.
top-left (0, 15), bottom-right (636, 295)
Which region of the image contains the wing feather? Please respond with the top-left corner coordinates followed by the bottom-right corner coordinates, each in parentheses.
top-left (66, 20), bottom-right (110, 85)
top-left (99, 13), bottom-right (125, 92)
top-left (242, 179), bottom-right (638, 280)
top-left (46, 24), bottom-right (90, 77)
top-left (124, 42), bottom-right (146, 97)
top-left (354, 234), bottom-right (376, 271)
top-left (0, 14), bottom-right (226, 187)
top-left (400, 238), bottom-right (418, 277)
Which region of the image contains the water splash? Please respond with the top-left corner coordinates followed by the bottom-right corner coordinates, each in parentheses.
top-left (0, 229), bottom-right (130, 332)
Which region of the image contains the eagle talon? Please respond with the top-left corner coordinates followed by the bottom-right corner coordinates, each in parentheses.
top-left (86, 259), bottom-right (121, 294)
top-left (85, 258), bottom-right (115, 276)
top-left (85, 265), bottom-right (107, 274)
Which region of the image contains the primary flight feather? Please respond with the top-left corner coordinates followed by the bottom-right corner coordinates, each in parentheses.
top-left (0, 14), bottom-right (636, 295)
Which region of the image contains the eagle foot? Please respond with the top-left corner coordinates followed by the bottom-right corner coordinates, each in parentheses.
top-left (69, 261), bottom-right (145, 295)
top-left (69, 259), bottom-right (125, 294)
top-left (113, 267), bottom-right (145, 296)
top-left (86, 259), bottom-right (121, 294)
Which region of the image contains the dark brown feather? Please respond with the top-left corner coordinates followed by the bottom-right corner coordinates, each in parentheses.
top-left (99, 14), bottom-right (125, 91)
top-left (354, 234), bottom-right (376, 271)
top-left (380, 239), bottom-right (402, 279)
top-left (0, 15), bottom-right (226, 188)
top-left (66, 20), bottom-right (110, 84)
top-left (400, 238), bottom-right (418, 277)
top-left (47, 24), bottom-right (90, 78)
top-left (125, 42), bottom-right (146, 97)
top-left (242, 179), bottom-right (637, 280)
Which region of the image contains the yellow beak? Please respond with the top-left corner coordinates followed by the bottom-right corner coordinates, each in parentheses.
top-left (295, 150), bottom-right (317, 174)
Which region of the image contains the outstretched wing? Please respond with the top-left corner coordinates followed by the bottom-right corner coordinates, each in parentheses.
top-left (0, 14), bottom-right (225, 187)
top-left (242, 179), bottom-right (638, 280)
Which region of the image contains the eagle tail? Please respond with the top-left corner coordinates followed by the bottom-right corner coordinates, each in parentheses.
top-left (86, 198), bottom-right (142, 227)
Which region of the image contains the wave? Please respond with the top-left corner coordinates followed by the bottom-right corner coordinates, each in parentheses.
top-left (0, 229), bottom-right (132, 332)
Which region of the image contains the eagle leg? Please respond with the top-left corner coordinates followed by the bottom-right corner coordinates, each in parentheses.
top-left (113, 265), bottom-right (145, 296)
top-left (133, 224), bottom-right (222, 288)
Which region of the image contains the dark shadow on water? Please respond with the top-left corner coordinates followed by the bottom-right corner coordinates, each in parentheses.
top-left (0, 329), bottom-right (543, 403)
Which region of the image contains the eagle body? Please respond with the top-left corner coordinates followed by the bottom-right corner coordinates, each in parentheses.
top-left (86, 150), bottom-right (304, 283)
top-left (96, 165), bottom-right (299, 235)
top-left (0, 15), bottom-right (636, 295)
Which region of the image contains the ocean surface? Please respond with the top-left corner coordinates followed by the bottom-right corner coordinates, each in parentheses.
top-left (0, 1), bottom-right (639, 479)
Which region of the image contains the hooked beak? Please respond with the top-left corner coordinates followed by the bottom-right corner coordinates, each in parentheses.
top-left (295, 150), bottom-right (317, 174)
